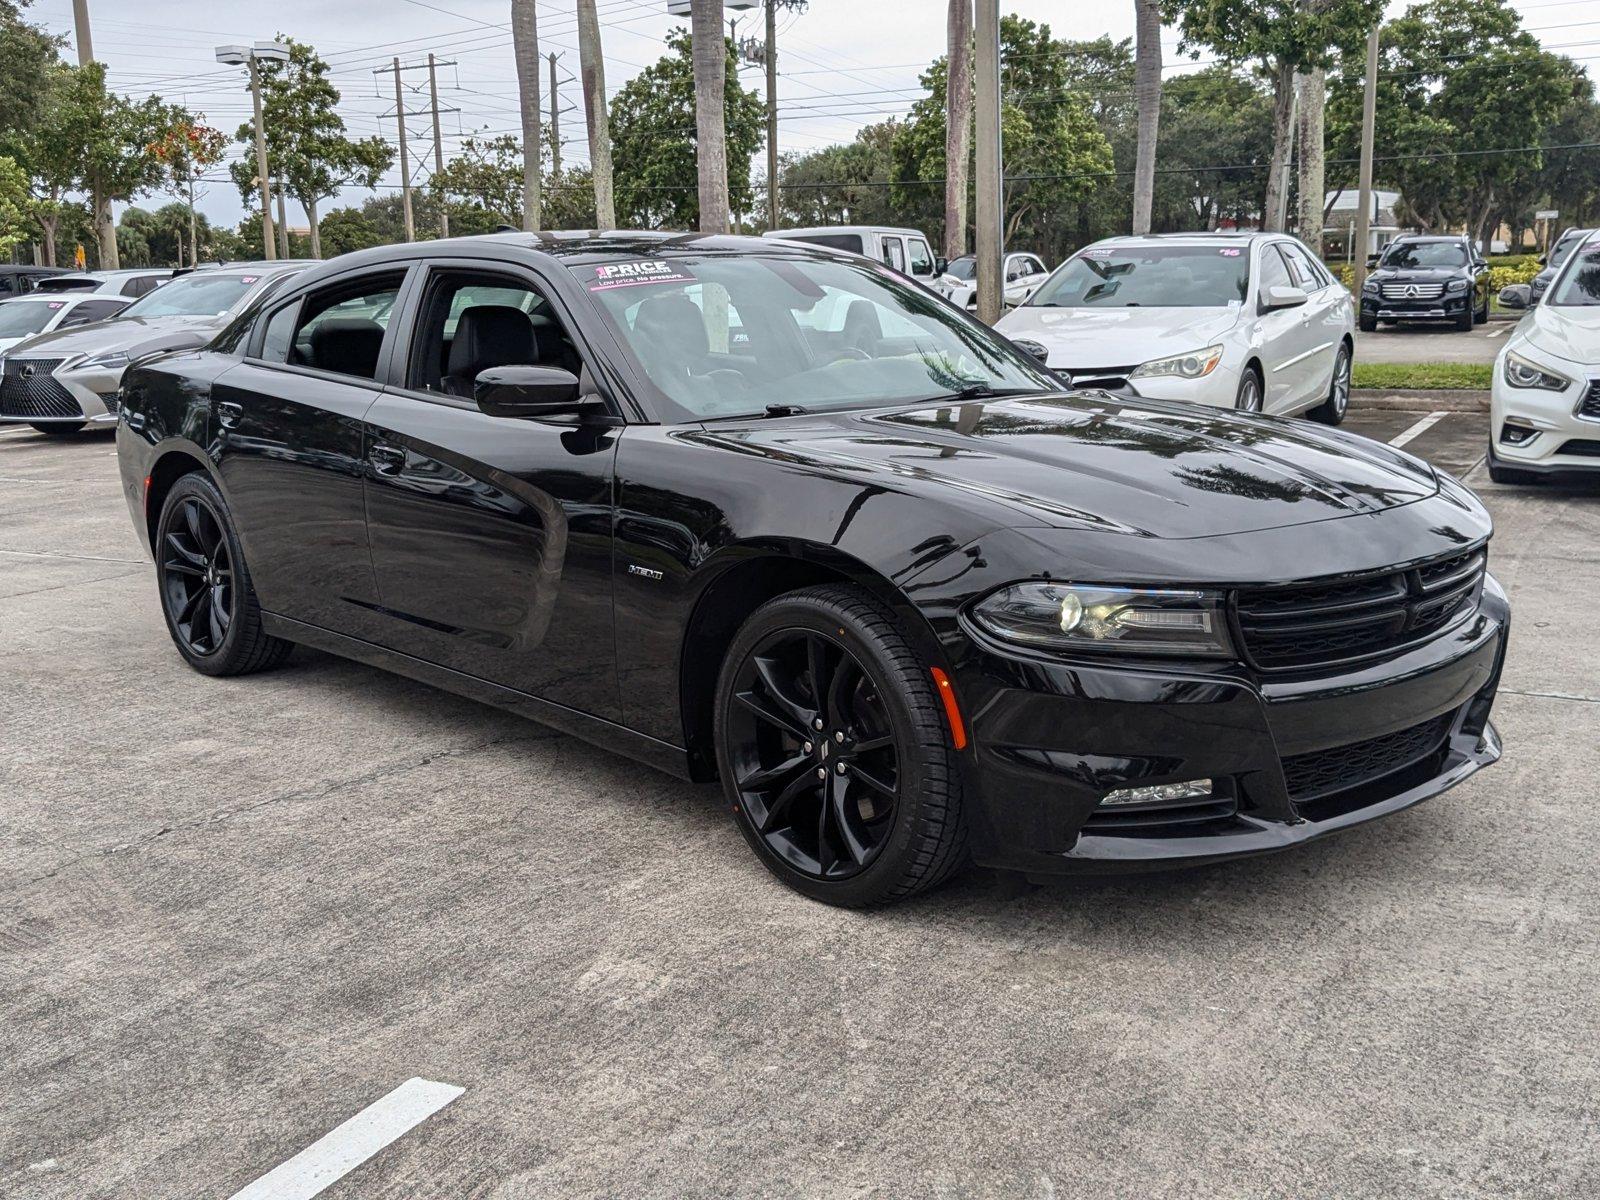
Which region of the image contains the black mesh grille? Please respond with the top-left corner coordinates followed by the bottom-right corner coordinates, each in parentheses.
top-left (1578, 380), bottom-right (1600, 420)
top-left (1281, 713), bottom-right (1454, 804)
top-left (0, 357), bottom-right (79, 419)
top-left (1556, 438), bottom-right (1600, 458)
top-left (1234, 548), bottom-right (1486, 673)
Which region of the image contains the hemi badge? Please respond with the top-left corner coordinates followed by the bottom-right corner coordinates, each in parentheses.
top-left (628, 564), bottom-right (664, 581)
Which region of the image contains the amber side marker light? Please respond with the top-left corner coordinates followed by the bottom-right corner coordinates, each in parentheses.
top-left (142, 474), bottom-right (152, 515)
top-left (930, 667), bottom-right (968, 751)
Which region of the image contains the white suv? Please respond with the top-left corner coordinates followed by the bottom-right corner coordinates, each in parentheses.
top-left (933, 252), bottom-right (1051, 310)
top-left (996, 232), bottom-right (1356, 422)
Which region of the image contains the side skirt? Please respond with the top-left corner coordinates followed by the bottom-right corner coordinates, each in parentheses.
top-left (261, 612), bottom-right (695, 781)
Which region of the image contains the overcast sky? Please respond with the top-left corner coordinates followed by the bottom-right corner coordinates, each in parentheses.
top-left (31, 0), bottom-right (1600, 230)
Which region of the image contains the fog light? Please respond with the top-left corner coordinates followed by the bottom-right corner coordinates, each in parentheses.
top-left (1100, 778), bottom-right (1212, 807)
top-left (1499, 421), bottom-right (1537, 446)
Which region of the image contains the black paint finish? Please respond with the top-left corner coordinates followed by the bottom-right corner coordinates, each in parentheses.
top-left (116, 232), bottom-right (1509, 876)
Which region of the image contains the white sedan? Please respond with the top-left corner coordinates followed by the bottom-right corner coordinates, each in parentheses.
top-left (932, 252), bottom-right (1051, 310)
top-left (1489, 232), bottom-right (1600, 483)
top-left (0, 292), bottom-right (130, 354)
top-left (996, 232), bottom-right (1356, 423)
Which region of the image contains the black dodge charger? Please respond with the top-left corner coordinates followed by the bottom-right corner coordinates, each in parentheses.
top-left (115, 232), bottom-right (1507, 907)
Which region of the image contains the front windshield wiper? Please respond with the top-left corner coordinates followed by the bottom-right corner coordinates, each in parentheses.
top-left (699, 403), bottom-right (813, 423)
top-left (933, 383), bottom-right (1042, 403)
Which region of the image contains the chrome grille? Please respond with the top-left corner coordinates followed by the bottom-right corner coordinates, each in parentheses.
top-left (0, 357), bottom-right (79, 419)
top-left (1379, 282), bottom-right (1445, 301)
top-left (1234, 548), bottom-right (1487, 673)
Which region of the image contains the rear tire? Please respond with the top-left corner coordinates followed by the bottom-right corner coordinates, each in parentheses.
top-left (155, 473), bottom-right (293, 677)
top-left (1308, 342), bottom-right (1351, 425)
top-left (28, 422), bottom-right (85, 436)
top-left (714, 584), bottom-right (968, 907)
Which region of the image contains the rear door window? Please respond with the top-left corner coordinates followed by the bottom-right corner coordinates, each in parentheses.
top-left (881, 237), bottom-right (905, 272)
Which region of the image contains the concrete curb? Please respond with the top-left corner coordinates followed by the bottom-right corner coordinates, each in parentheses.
top-left (1351, 389), bottom-right (1488, 413)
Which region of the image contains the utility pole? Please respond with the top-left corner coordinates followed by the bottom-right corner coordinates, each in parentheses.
top-left (548, 52), bottom-right (561, 178)
top-left (973, 0), bottom-right (1002, 324)
top-left (249, 57), bottom-right (277, 259)
top-left (764, 0), bottom-right (778, 230)
top-left (429, 53), bottom-right (449, 237)
top-left (275, 174), bottom-right (290, 258)
top-left (390, 57), bottom-right (415, 241)
top-left (576, 0), bottom-right (615, 230)
top-left (71, 0), bottom-right (93, 61)
top-left (945, 0), bottom-right (972, 261)
top-left (512, 0), bottom-right (542, 232)
top-left (1353, 24), bottom-right (1380, 294)
top-left (74, 0), bottom-right (120, 268)
top-left (693, 0), bottom-right (730, 234)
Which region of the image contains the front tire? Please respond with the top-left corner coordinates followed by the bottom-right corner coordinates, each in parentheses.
top-left (29, 422), bottom-right (85, 436)
top-left (1455, 304), bottom-right (1473, 331)
top-left (1308, 342), bottom-right (1351, 425)
top-left (155, 473), bottom-right (293, 677)
top-left (1235, 366), bottom-right (1264, 413)
top-left (1358, 311), bottom-right (1377, 333)
top-left (714, 585), bottom-right (967, 907)
top-left (1474, 294), bottom-right (1489, 324)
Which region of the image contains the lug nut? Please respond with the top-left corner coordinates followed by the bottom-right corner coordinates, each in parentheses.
top-left (812, 718), bottom-right (824, 731)
top-left (834, 731), bottom-right (845, 743)
top-left (835, 762), bottom-right (847, 775)
top-left (815, 767), bottom-right (827, 779)
top-left (803, 741), bottom-right (813, 754)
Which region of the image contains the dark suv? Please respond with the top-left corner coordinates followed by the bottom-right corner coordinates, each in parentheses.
top-left (1360, 235), bottom-right (1489, 331)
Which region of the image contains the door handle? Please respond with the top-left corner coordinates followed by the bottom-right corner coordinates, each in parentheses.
top-left (216, 401), bottom-right (243, 429)
top-left (369, 443), bottom-right (406, 475)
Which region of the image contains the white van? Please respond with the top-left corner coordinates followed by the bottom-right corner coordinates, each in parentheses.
top-left (762, 226), bottom-right (940, 285)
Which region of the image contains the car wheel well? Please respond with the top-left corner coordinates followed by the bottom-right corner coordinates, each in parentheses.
top-left (143, 449), bottom-right (208, 549)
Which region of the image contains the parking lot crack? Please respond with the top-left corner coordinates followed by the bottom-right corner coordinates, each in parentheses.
top-left (22, 728), bottom-right (564, 886)
top-left (1499, 687), bottom-right (1600, 705)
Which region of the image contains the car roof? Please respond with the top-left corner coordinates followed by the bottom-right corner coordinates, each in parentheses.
top-left (763, 226), bottom-right (928, 239)
top-left (0, 291), bottom-right (109, 304)
top-left (1390, 234), bottom-right (1467, 243)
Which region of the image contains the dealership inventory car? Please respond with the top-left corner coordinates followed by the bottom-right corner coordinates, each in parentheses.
top-left (1489, 231), bottom-right (1600, 483)
top-left (1359, 234), bottom-right (1489, 331)
top-left (0, 261), bottom-right (306, 434)
top-left (116, 232), bottom-right (1505, 907)
top-left (996, 232), bottom-right (1355, 420)
top-left (0, 292), bottom-right (130, 353)
top-left (1529, 227), bottom-right (1594, 307)
top-left (933, 252), bottom-right (1051, 310)
top-left (34, 268), bottom-right (177, 298)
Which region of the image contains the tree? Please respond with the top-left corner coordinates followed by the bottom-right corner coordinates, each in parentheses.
top-left (1131, 0), bottom-right (1162, 234)
top-left (691, 0), bottom-right (729, 233)
top-left (0, 2), bottom-right (59, 163)
top-left (944, 0), bottom-right (972, 259)
top-left (892, 16), bottom-right (1114, 263)
top-left (610, 29), bottom-right (764, 229)
top-left (511, 0), bottom-right (542, 230)
top-left (1293, 65), bottom-right (1325, 250)
top-left (432, 134), bottom-right (525, 227)
top-left (227, 39), bottom-right (392, 259)
top-left (575, 0), bottom-right (615, 230)
top-left (148, 118), bottom-right (226, 266)
top-left (0, 153), bottom-right (32, 258)
top-left (1165, 0), bottom-right (1384, 231)
top-left (778, 121), bottom-right (900, 228)
top-left (1155, 67), bottom-right (1275, 231)
top-left (319, 206), bottom-right (385, 256)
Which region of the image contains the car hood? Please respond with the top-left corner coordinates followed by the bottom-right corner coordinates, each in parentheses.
top-left (698, 392), bottom-right (1438, 540)
top-left (1520, 303), bottom-right (1600, 364)
top-left (995, 306), bottom-right (1240, 369)
top-left (7, 314), bottom-right (222, 360)
top-left (1369, 267), bottom-right (1465, 284)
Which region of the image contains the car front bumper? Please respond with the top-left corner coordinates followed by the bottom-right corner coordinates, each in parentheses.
top-left (951, 574), bottom-right (1509, 875)
top-left (0, 359), bottom-right (127, 426)
top-left (1490, 361), bottom-right (1600, 474)
top-left (1361, 293), bottom-right (1475, 321)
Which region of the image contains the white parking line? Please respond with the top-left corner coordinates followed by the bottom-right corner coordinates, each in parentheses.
top-left (227, 1078), bottom-right (464, 1200)
top-left (1489, 326), bottom-right (1510, 338)
top-left (1390, 411), bottom-right (1449, 448)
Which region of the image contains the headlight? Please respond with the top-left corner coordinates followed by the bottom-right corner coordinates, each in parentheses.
top-left (1129, 344), bottom-right (1224, 380)
top-left (1362, 279), bottom-right (1379, 294)
top-left (1446, 278), bottom-right (1470, 293)
top-left (77, 351), bottom-right (130, 372)
top-left (970, 582), bottom-right (1233, 657)
top-left (1502, 350), bottom-right (1571, 392)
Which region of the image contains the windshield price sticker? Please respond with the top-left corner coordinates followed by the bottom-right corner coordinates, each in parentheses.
top-left (590, 260), bottom-right (694, 291)
top-left (239, 275), bottom-right (259, 284)
top-left (46, 301), bottom-right (65, 309)
top-left (1218, 248), bottom-right (1242, 256)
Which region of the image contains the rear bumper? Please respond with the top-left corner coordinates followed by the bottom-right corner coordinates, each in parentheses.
top-left (953, 574), bottom-right (1509, 875)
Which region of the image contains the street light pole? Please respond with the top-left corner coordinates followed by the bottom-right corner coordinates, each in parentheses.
top-left (1353, 24), bottom-right (1380, 294)
top-left (247, 56), bottom-right (276, 260)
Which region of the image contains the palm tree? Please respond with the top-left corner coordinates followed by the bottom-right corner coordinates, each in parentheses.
top-left (576, 0), bottom-right (616, 230)
top-left (511, 0), bottom-right (542, 230)
top-left (944, 0), bottom-right (972, 260)
top-left (1131, 0), bottom-right (1162, 235)
top-left (692, 0), bottom-right (729, 233)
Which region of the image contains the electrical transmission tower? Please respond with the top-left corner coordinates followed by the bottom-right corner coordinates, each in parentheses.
top-left (373, 57), bottom-right (460, 242)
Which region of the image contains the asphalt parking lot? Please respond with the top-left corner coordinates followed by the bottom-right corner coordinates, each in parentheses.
top-left (4, 411), bottom-right (1599, 1199)
top-left (1355, 318), bottom-right (1515, 365)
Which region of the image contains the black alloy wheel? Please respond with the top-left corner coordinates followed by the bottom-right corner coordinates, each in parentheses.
top-left (715, 585), bottom-right (967, 906)
top-left (155, 473), bottom-right (293, 676)
top-left (1235, 367), bottom-right (1264, 414)
top-left (161, 493), bottom-right (235, 657)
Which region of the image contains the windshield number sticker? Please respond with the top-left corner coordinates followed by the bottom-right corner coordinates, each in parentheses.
top-left (46, 301), bottom-right (65, 309)
top-left (239, 275), bottom-right (259, 284)
top-left (1218, 248), bottom-right (1242, 256)
top-left (590, 261), bottom-right (693, 291)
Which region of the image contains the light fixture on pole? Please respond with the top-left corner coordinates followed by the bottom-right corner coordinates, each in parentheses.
top-left (216, 40), bottom-right (291, 261)
top-left (666, 1), bottom-right (756, 12)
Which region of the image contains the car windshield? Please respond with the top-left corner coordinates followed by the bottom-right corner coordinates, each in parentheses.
top-left (120, 273), bottom-right (260, 319)
top-left (1027, 244), bottom-right (1250, 308)
top-left (1380, 242), bottom-right (1467, 269)
top-left (577, 253), bottom-right (1060, 422)
top-left (1550, 231), bottom-right (1588, 267)
top-left (945, 256), bottom-right (976, 280)
top-left (0, 300), bottom-right (62, 337)
top-left (1547, 245), bottom-right (1600, 307)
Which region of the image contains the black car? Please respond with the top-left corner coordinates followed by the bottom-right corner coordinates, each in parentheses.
top-left (115, 233), bottom-right (1508, 907)
top-left (1530, 227), bottom-right (1594, 306)
top-left (1360, 235), bottom-right (1490, 331)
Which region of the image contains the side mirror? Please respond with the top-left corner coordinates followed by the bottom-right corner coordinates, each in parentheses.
top-left (1537, 253), bottom-right (1548, 266)
top-left (1365, 254), bottom-right (1379, 269)
top-left (934, 256), bottom-right (949, 275)
top-left (474, 365), bottom-right (596, 420)
top-left (1262, 285), bottom-right (1309, 312)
